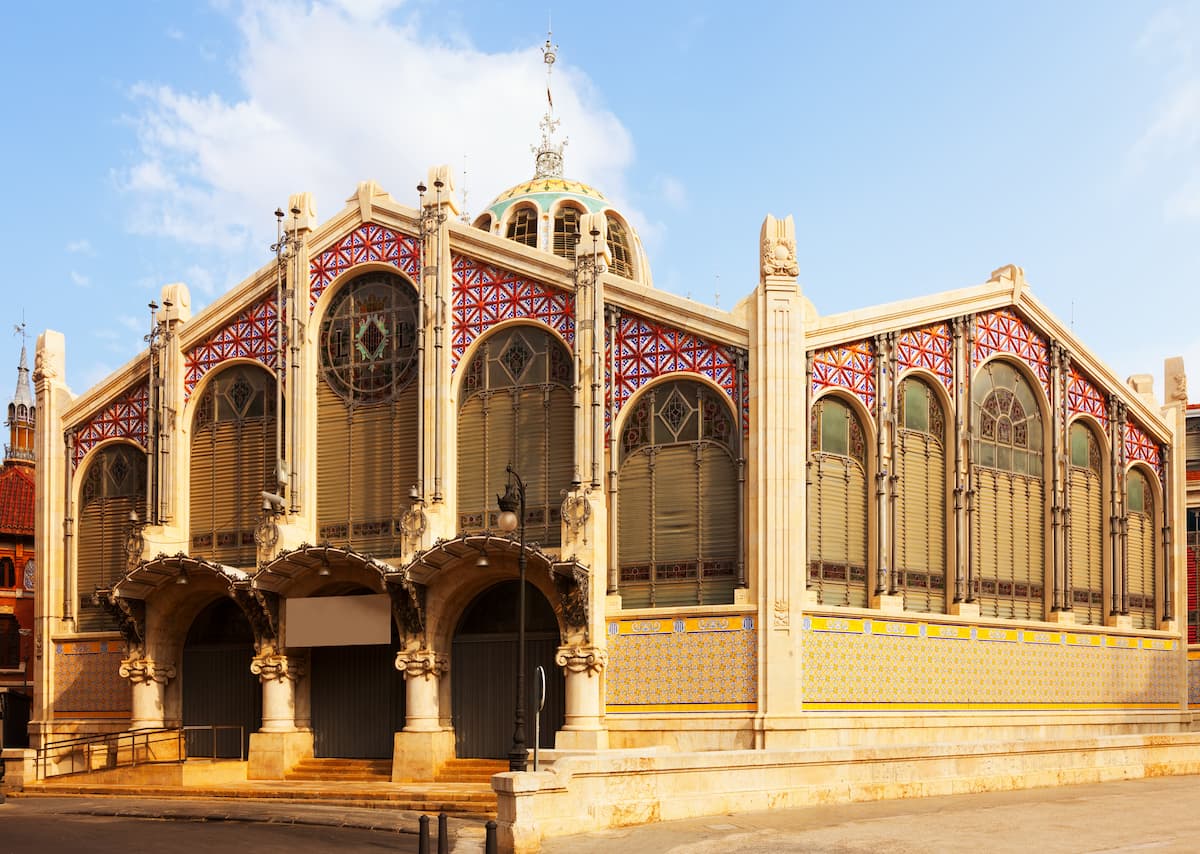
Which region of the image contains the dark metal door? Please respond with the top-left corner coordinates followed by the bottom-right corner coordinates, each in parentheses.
top-left (310, 642), bottom-right (405, 758)
top-left (451, 631), bottom-right (565, 759)
top-left (182, 645), bottom-right (260, 758)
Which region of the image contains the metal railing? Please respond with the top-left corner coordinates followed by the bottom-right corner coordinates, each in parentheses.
top-left (36, 725), bottom-right (245, 780)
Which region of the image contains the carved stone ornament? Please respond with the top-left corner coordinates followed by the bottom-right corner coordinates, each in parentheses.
top-left (560, 490), bottom-right (591, 543)
top-left (773, 598), bottom-right (789, 628)
top-left (250, 652), bottom-right (303, 682)
top-left (389, 578), bottom-right (426, 639)
top-left (400, 503), bottom-right (428, 543)
top-left (99, 594), bottom-right (145, 651)
top-left (234, 588), bottom-right (279, 651)
top-left (759, 214), bottom-right (799, 278)
top-left (254, 512), bottom-right (280, 561)
top-left (554, 645), bottom-right (607, 675)
top-left (552, 563), bottom-right (590, 637)
top-left (124, 524), bottom-right (145, 572)
top-left (394, 649), bottom-right (449, 680)
top-left (119, 657), bottom-right (176, 685)
top-left (33, 346), bottom-right (57, 383)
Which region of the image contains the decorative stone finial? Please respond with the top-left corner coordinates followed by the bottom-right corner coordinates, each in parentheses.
top-left (760, 214), bottom-right (799, 279)
top-left (1164, 356), bottom-right (1187, 403)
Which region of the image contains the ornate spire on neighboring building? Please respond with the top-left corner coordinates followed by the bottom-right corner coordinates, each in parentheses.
top-left (531, 29), bottom-right (567, 179)
top-left (5, 323), bottom-right (34, 465)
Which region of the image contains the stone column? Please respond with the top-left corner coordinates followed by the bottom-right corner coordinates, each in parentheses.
top-left (392, 648), bottom-right (454, 782)
top-left (555, 645), bottom-right (606, 736)
top-left (395, 649), bottom-right (447, 732)
top-left (251, 651), bottom-right (302, 732)
top-left (119, 656), bottom-right (176, 729)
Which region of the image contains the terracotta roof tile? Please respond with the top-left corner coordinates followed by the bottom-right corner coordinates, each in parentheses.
top-left (0, 465), bottom-right (34, 535)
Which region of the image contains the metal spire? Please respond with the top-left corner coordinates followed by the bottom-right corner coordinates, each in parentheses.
top-left (532, 27), bottom-right (567, 178)
top-left (10, 321), bottom-right (32, 412)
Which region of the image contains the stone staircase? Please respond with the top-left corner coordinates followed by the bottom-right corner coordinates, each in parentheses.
top-left (434, 758), bottom-right (509, 784)
top-left (285, 758), bottom-right (391, 782)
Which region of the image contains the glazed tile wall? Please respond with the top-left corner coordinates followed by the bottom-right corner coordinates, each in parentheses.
top-left (53, 641), bottom-right (130, 716)
top-left (803, 616), bottom-right (1179, 707)
top-left (1189, 654), bottom-right (1200, 708)
top-left (606, 614), bottom-right (756, 712)
top-left (183, 294), bottom-right (279, 400)
top-left (309, 222), bottom-right (421, 309)
top-left (72, 382), bottom-right (148, 469)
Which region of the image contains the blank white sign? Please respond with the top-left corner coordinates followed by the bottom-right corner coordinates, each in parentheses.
top-left (284, 594), bottom-right (391, 647)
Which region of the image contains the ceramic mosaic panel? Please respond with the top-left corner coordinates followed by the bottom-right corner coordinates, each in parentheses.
top-left (309, 222), bottom-right (421, 309)
top-left (1124, 420), bottom-right (1162, 475)
top-left (1189, 654), bottom-right (1200, 708)
top-left (973, 308), bottom-right (1051, 399)
top-left (803, 615), bottom-right (1179, 708)
top-left (72, 383), bottom-right (148, 469)
top-left (606, 614), bottom-right (756, 712)
top-left (1067, 365), bottom-right (1107, 424)
top-left (896, 323), bottom-right (953, 391)
top-left (53, 640), bottom-right (130, 716)
top-left (607, 312), bottom-right (742, 434)
top-left (451, 253), bottom-right (575, 367)
top-left (812, 339), bottom-right (876, 414)
top-left (183, 294), bottom-right (278, 400)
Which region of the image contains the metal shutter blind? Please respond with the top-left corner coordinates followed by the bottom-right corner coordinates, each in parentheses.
top-left (1069, 470), bottom-right (1103, 625)
top-left (699, 447), bottom-right (738, 605)
top-left (456, 396), bottom-right (488, 532)
top-left (809, 455), bottom-right (868, 608)
top-left (897, 431), bottom-right (946, 613)
top-left (617, 453), bottom-right (652, 608)
top-left (76, 495), bottom-right (137, 631)
top-left (1128, 503), bottom-right (1156, 629)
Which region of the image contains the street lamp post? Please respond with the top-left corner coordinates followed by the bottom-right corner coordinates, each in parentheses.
top-left (496, 464), bottom-right (528, 772)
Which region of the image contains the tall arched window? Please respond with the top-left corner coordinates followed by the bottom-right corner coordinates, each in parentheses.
top-left (605, 215), bottom-right (633, 279)
top-left (1068, 422), bottom-right (1104, 624)
top-left (0, 558), bottom-right (14, 588)
top-left (808, 396), bottom-right (869, 608)
top-left (190, 364), bottom-right (277, 567)
top-left (77, 443), bottom-right (146, 631)
top-left (1127, 467), bottom-right (1157, 629)
top-left (617, 380), bottom-right (738, 608)
top-left (318, 271), bottom-right (419, 557)
top-left (458, 326), bottom-right (573, 548)
top-left (506, 207), bottom-right (538, 248)
top-left (552, 205), bottom-right (582, 258)
top-left (895, 378), bottom-right (946, 612)
top-left (972, 361), bottom-right (1045, 620)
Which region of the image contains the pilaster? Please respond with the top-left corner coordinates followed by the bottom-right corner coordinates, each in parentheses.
top-left (393, 648), bottom-right (454, 782)
top-left (31, 330), bottom-right (69, 748)
top-left (251, 650), bottom-right (303, 732)
top-left (554, 644), bottom-right (607, 749)
top-left (119, 656), bottom-right (176, 729)
top-left (749, 214), bottom-right (805, 735)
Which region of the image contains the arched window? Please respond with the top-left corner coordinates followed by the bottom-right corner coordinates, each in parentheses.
top-left (506, 207), bottom-right (538, 248)
top-left (458, 326), bottom-right (574, 548)
top-left (317, 271), bottom-right (419, 557)
top-left (808, 396), bottom-right (869, 607)
top-left (972, 361), bottom-right (1045, 620)
top-left (0, 557), bottom-right (14, 588)
top-left (474, 213), bottom-right (493, 233)
top-left (895, 378), bottom-right (946, 612)
top-left (606, 215), bottom-right (633, 279)
top-left (190, 364), bottom-right (277, 567)
top-left (1127, 467), bottom-right (1157, 629)
top-left (552, 205), bottom-right (582, 258)
top-left (617, 380), bottom-right (738, 608)
top-left (77, 443), bottom-right (146, 631)
top-left (1068, 422), bottom-right (1104, 624)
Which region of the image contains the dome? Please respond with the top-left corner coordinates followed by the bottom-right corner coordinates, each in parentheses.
top-left (485, 176), bottom-right (608, 222)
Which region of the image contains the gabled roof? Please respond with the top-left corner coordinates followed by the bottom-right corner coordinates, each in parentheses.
top-left (0, 464), bottom-right (34, 535)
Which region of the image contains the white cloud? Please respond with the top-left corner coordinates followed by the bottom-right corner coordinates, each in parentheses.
top-left (66, 239), bottom-right (93, 254)
top-left (121, 1), bottom-right (637, 263)
top-left (166, 27), bottom-right (184, 41)
top-left (70, 271), bottom-right (90, 287)
top-left (656, 175), bottom-right (688, 209)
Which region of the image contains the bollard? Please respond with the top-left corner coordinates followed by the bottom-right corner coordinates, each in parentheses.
top-left (485, 819), bottom-right (497, 854)
top-left (437, 812), bottom-right (448, 854)
top-left (418, 814), bottom-right (430, 854)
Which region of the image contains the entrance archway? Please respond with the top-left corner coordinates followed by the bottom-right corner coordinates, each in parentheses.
top-left (182, 598), bottom-right (261, 758)
top-left (307, 588), bottom-right (405, 759)
top-left (452, 580), bottom-right (565, 759)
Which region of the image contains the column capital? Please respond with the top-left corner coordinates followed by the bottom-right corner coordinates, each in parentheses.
top-left (119, 657), bottom-right (176, 685)
top-left (251, 651), bottom-right (303, 683)
top-left (394, 648), bottom-right (448, 680)
top-left (555, 645), bottom-right (607, 675)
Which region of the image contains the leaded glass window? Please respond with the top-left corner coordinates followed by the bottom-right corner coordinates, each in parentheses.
top-left (317, 272), bottom-right (420, 557)
top-left (617, 380), bottom-right (738, 608)
top-left (808, 396), bottom-right (869, 607)
top-left (458, 326), bottom-right (573, 548)
top-left (190, 364), bottom-right (277, 567)
top-left (895, 378), bottom-right (947, 612)
top-left (1068, 421), bottom-right (1104, 624)
top-left (77, 443), bottom-right (146, 631)
top-left (552, 205), bottom-right (581, 258)
top-left (506, 207), bottom-right (538, 248)
top-left (971, 360), bottom-right (1046, 620)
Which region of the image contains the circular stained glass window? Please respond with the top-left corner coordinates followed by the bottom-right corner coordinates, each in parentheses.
top-left (320, 271), bottom-right (418, 405)
top-left (23, 558), bottom-right (34, 591)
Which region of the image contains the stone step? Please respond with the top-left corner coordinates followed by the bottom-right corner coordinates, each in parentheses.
top-left (434, 759), bottom-right (508, 784)
top-left (286, 758), bottom-right (392, 782)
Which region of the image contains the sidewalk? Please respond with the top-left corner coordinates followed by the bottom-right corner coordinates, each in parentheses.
top-left (539, 773), bottom-right (1200, 853)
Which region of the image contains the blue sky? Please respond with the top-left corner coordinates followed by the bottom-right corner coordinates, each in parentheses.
top-left (1, 1), bottom-right (1197, 398)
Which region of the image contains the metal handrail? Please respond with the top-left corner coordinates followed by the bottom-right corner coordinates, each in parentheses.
top-left (36, 724), bottom-right (245, 780)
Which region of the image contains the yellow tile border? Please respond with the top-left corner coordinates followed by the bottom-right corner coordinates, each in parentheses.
top-left (606, 703), bottom-right (757, 714)
top-left (803, 702), bottom-right (1182, 712)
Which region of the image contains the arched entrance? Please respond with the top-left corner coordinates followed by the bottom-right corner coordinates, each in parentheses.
top-left (452, 581), bottom-right (565, 759)
top-left (182, 598), bottom-right (261, 758)
top-left (308, 588), bottom-right (405, 759)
